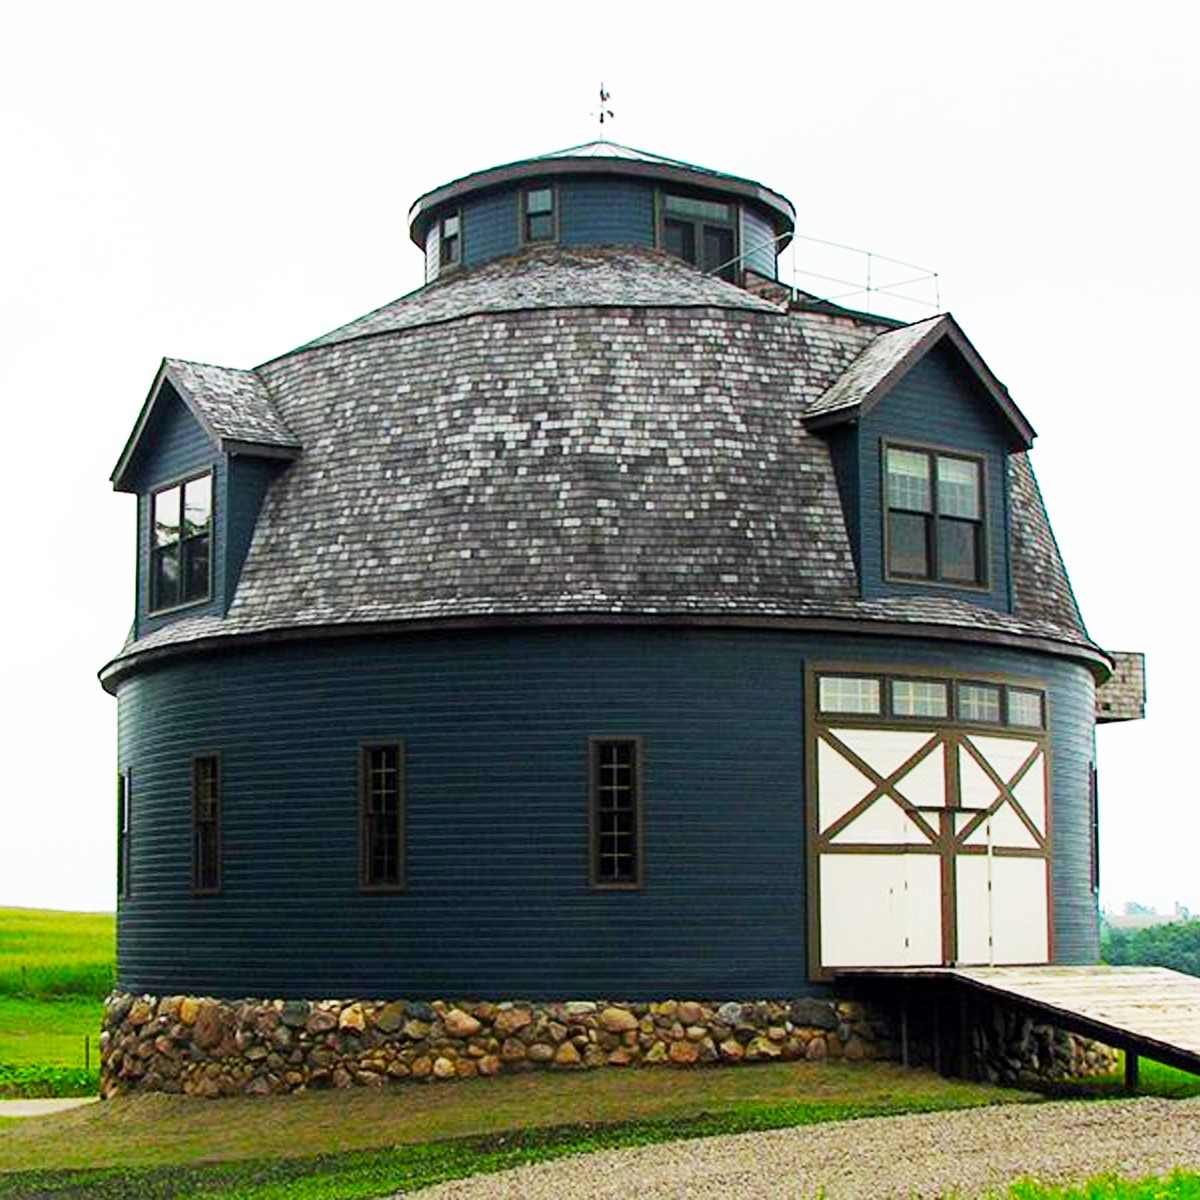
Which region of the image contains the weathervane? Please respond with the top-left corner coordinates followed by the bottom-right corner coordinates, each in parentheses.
top-left (594, 83), bottom-right (614, 139)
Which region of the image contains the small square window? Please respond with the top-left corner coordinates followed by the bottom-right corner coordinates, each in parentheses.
top-left (892, 679), bottom-right (948, 718)
top-left (818, 676), bottom-right (882, 715)
top-left (958, 682), bottom-right (1001, 724)
top-left (1007, 688), bottom-right (1045, 728)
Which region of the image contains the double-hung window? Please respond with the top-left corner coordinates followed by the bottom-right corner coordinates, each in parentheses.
top-left (150, 472), bottom-right (213, 612)
top-left (885, 446), bottom-right (985, 585)
top-left (522, 187), bottom-right (554, 243)
top-left (360, 741), bottom-right (405, 891)
top-left (439, 213), bottom-right (461, 268)
top-left (589, 737), bottom-right (642, 887)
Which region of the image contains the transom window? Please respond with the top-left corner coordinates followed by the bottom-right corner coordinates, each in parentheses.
top-left (818, 672), bottom-right (1043, 730)
top-left (439, 213), bottom-right (461, 268)
top-left (150, 472), bottom-right (212, 613)
top-left (522, 187), bottom-right (554, 243)
top-left (590, 737), bottom-right (642, 887)
top-left (885, 445), bottom-right (985, 586)
top-left (360, 742), bottom-right (405, 891)
top-left (192, 755), bottom-right (220, 894)
top-left (661, 192), bottom-right (737, 282)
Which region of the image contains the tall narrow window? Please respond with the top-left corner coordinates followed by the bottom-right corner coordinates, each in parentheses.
top-left (589, 737), bottom-right (642, 887)
top-left (360, 742), bottom-right (404, 890)
top-left (150, 472), bottom-right (213, 612)
top-left (885, 446), bottom-right (985, 585)
top-left (522, 187), bottom-right (554, 243)
top-left (439, 213), bottom-right (461, 268)
top-left (192, 755), bottom-right (221, 894)
top-left (116, 770), bottom-right (131, 899)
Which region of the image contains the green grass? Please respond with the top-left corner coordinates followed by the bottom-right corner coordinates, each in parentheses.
top-left (0, 1061), bottom-right (1032, 1198)
top-left (0, 997), bottom-right (103, 1068)
top-left (1044, 1055), bottom-right (1200, 1101)
top-left (1001, 1172), bottom-right (1200, 1198)
top-left (0, 909), bottom-right (114, 1000)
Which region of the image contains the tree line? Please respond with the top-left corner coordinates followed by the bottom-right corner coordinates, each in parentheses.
top-left (1101, 918), bottom-right (1200, 977)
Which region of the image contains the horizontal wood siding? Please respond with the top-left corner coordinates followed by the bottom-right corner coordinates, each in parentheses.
top-left (560, 179), bottom-right (655, 248)
top-left (114, 627), bottom-right (1097, 999)
top-left (223, 457), bottom-right (286, 610)
top-left (463, 191), bottom-right (518, 268)
top-left (741, 207), bottom-right (778, 278)
top-left (858, 343), bottom-right (1013, 610)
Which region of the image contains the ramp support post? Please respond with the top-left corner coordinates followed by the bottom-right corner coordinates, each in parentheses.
top-left (1124, 1050), bottom-right (1139, 1094)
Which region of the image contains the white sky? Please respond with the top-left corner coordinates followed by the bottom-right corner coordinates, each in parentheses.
top-left (0, 1), bottom-right (1195, 917)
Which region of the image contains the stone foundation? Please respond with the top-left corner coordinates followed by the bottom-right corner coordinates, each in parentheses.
top-left (100, 993), bottom-right (894, 1098)
top-left (970, 1001), bottom-right (1117, 1085)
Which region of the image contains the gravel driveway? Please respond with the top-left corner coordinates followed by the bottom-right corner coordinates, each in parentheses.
top-left (404, 1096), bottom-right (1200, 1199)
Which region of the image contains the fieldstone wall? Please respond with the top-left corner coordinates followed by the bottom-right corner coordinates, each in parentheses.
top-left (971, 1002), bottom-right (1117, 1085)
top-left (100, 993), bottom-right (894, 1098)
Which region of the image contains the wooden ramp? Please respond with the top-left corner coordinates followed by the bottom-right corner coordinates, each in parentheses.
top-left (839, 965), bottom-right (1200, 1087)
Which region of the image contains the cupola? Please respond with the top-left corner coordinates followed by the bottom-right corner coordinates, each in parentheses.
top-left (407, 140), bottom-right (796, 286)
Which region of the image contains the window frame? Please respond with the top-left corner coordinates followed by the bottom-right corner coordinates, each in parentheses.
top-left (882, 441), bottom-right (988, 590)
top-left (438, 211), bottom-right (462, 270)
top-left (359, 740), bottom-right (406, 893)
top-left (588, 735), bottom-right (644, 890)
top-left (191, 752), bottom-right (221, 896)
top-left (148, 469), bottom-right (214, 615)
top-left (656, 190), bottom-right (740, 282)
top-left (520, 185), bottom-right (557, 245)
top-left (116, 769), bottom-right (132, 900)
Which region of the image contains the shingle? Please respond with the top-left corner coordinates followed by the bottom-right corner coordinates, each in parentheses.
top-left (164, 358), bottom-right (299, 450)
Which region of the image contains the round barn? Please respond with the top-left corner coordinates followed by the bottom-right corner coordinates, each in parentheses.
top-left (103, 142), bottom-right (1132, 1026)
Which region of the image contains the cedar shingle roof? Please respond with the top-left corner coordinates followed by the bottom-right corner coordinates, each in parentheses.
top-left (104, 247), bottom-right (1099, 674)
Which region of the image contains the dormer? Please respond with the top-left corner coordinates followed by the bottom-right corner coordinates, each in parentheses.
top-left (407, 140), bottom-right (796, 286)
top-left (804, 314), bottom-right (1036, 612)
top-left (111, 359), bottom-right (300, 638)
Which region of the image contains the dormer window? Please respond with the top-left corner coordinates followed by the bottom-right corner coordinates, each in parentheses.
top-left (885, 445), bottom-right (984, 586)
top-left (439, 213), bottom-right (461, 268)
top-left (522, 187), bottom-right (555, 243)
top-left (661, 193), bottom-right (737, 281)
top-left (150, 472), bottom-right (212, 612)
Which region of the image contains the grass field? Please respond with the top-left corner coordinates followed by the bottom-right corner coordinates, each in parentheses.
top-left (0, 909), bottom-right (114, 999)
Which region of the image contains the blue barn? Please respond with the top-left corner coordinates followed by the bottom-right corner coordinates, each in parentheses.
top-left (101, 141), bottom-right (1144, 1091)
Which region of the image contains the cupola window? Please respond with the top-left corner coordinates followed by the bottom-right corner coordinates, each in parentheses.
top-left (439, 213), bottom-right (461, 268)
top-left (522, 186), bottom-right (555, 243)
top-left (661, 193), bottom-right (737, 281)
top-left (884, 445), bottom-right (984, 586)
top-left (149, 472), bottom-right (212, 613)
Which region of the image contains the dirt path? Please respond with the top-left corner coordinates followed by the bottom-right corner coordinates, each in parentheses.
top-left (405, 1096), bottom-right (1200, 1199)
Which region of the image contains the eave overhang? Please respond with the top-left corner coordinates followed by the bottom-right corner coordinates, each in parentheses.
top-left (804, 313), bottom-right (1037, 452)
top-left (98, 610), bottom-right (1113, 696)
top-left (407, 142), bottom-right (796, 252)
top-left (111, 359), bottom-right (301, 493)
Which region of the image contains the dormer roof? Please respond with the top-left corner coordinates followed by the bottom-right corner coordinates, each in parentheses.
top-left (803, 313), bottom-right (1036, 451)
top-left (111, 358), bottom-right (300, 492)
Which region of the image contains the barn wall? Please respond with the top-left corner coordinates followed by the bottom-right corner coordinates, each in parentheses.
top-left (741, 206), bottom-right (778, 278)
top-left (857, 343), bottom-right (1014, 611)
top-left (114, 626), bottom-right (1098, 1000)
top-left (560, 178), bottom-right (656, 248)
top-left (462, 190), bottom-right (519, 268)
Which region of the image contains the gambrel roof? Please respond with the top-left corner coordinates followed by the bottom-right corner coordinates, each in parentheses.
top-left (111, 357), bottom-right (300, 491)
top-left (103, 245), bottom-right (1101, 684)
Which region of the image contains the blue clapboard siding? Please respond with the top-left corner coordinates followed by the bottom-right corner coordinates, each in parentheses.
top-left (742, 207), bottom-right (778, 278)
top-left (857, 343), bottom-right (1014, 611)
top-left (560, 179), bottom-right (655, 248)
top-left (462, 190), bottom-right (519, 268)
top-left (114, 625), bottom-right (1098, 1000)
top-left (223, 456), bottom-right (286, 609)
